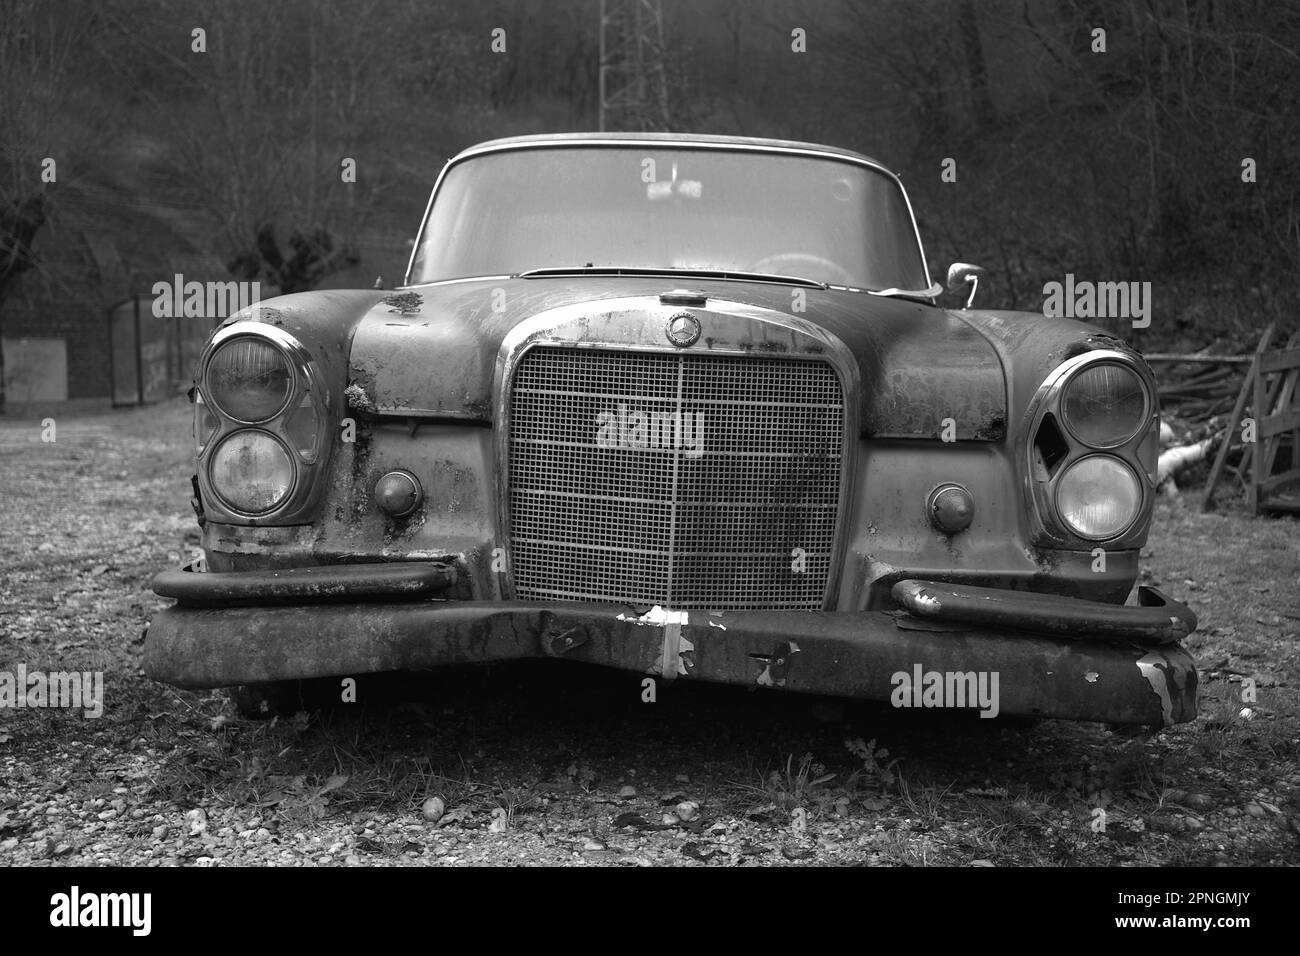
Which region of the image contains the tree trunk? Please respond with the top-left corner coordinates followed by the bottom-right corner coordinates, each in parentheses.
top-left (957, 0), bottom-right (995, 129)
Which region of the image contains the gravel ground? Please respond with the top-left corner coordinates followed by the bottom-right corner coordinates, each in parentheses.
top-left (1, 399), bottom-right (1298, 867)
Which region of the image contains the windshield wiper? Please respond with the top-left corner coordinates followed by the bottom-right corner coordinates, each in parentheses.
top-left (515, 266), bottom-right (828, 289)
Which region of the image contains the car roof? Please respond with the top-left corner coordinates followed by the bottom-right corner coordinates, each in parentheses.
top-left (450, 132), bottom-right (892, 173)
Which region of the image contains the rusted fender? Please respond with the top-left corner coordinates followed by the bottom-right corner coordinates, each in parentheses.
top-left (144, 601), bottom-right (1197, 725)
top-left (152, 563), bottom-right (455, 606)
top-left (891, 581), bottom-right (1196, 645)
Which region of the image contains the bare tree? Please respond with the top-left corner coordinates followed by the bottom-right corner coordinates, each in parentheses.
top-left (106, 0), bottom-right (451, 294)
top-left (0, 0), bottom-right (100, 411)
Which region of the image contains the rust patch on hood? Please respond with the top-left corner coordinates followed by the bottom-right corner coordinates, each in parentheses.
top-left (382, 292), bottom-right (423, 315)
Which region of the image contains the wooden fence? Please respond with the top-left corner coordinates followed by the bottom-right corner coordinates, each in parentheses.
top-left (1252, 340), bottom-right (1300, 513)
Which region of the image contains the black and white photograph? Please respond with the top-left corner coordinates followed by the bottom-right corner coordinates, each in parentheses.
top-left (0, 0), bottom-right (1296, 922)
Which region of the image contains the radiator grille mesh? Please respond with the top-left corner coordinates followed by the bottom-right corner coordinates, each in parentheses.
top-left (507, 347), bottom-right (845, 609)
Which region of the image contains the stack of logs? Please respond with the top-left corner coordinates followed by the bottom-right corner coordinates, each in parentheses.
top-left (1146, 323), bottom-right (1299, 505)
top-left (1144, 351), bottom-right (1252, 494)
top-left (1147, 352), bottom-right (1253, 430)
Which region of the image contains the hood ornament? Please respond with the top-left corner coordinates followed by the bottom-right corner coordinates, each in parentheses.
top-left (665, 312), bottom-right (701, 348)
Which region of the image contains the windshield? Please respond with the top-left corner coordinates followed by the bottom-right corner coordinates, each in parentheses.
top-left (408, 146), bottom-right (931, 291)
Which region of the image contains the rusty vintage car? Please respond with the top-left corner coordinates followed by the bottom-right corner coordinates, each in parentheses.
top-left (144, 132), bottom-right (1198, 725)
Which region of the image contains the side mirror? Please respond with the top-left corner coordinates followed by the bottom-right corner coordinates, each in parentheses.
top-left (946, 262), bottom-right (987, 309)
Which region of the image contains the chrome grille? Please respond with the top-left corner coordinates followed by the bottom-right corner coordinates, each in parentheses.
top-left (507, 346), bottom-right (845, 609)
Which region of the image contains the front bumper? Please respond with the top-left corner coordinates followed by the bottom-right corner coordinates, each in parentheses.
top-left (144, 566), bottom-right (1199, 726)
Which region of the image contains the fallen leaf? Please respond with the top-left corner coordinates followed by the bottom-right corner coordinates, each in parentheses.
top-left (614, 811), bottom-right (660, 831)
top-left (681, 842), bottom-right (718, 861)
top-left (436, 806), bottom-right (472, 828)
top-left (268, 774), bottom-right (306, 793)
top-left (318, 774), bottom-right (349, 794)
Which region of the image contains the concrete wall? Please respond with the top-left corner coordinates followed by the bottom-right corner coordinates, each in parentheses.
top-left (2, 337), bottom-right (69, 402)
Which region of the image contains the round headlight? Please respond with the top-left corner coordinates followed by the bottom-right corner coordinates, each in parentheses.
top-left (207, 337), bottom-right (292, 422)
top-left (1055, 455), bottom-right (1141, 540)
top-left (1061, 362), bottom-right (1146, 448)
top-left (209, 430), bottom-right (294, 514)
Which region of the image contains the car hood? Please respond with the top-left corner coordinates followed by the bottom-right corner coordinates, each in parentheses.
top-left (347, 276), bottom-right (1009, 440)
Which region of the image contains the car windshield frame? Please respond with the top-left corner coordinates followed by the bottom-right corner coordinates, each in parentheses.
top-left (403, 139), bottom-right (936, 295)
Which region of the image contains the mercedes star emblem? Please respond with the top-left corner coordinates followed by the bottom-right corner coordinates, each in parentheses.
top-left (666, 311), bottom-right (701, 347)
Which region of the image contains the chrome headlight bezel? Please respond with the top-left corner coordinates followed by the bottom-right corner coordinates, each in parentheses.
top-left (1023, 349), bottom-right (1159, 547)
top-left (195, 323), bottom-right (331, 523)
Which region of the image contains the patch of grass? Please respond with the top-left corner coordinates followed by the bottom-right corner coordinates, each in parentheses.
top-left (895, 776), bottom-right (954, 829)
top-left (758, 751), bottom-right (838, 811)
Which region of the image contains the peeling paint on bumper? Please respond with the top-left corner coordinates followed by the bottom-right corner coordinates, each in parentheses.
top-left (144, 599), bottom-right (1198, 725)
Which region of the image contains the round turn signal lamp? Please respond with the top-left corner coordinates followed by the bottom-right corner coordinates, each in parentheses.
top-left (375, 470), bottom-right (422, 517)
top-left (927, 482), bottom-right (975, 534)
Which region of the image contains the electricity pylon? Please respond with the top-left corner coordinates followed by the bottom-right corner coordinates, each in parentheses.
top-left (598, 0), bottom-right (671, 132)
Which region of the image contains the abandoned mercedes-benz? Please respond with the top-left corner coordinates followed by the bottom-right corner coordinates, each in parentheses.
top-left (144, 132), bottom-right (1198, 725)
